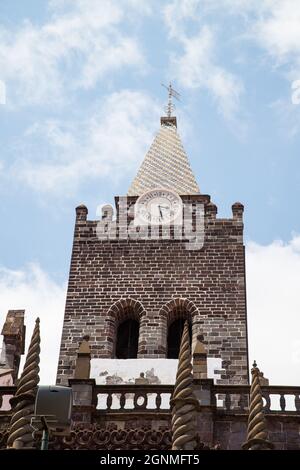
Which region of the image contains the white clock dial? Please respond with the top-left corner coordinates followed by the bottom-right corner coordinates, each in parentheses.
top-left (135, 188), bottom-right (182, 225)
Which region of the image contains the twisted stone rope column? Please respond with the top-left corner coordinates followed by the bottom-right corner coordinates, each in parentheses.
top-left (242, 361), bottom-right (273, 450)
top-left (171, 321), bottom-right (198, 450)
top-left (7, 318), bottom-right (41, 449)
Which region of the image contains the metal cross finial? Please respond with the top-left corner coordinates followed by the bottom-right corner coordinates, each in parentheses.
top-left (162, 82), bottom-right (180, 117)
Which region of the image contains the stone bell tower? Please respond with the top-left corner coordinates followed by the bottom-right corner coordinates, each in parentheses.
top-left (57, 94), bottom-right (249, 387)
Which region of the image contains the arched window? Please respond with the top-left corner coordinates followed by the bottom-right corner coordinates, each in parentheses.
top-left (167, 318), bottom-right (192, 359)
top-left (115, 319), bottom-right (139, 359)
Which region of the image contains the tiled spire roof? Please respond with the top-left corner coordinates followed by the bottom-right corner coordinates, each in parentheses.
top-left (127, 116), bottom-right (200, 196)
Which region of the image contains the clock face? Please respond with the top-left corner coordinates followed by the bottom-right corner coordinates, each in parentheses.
top-left (135, 188), bottom-right (182, 225)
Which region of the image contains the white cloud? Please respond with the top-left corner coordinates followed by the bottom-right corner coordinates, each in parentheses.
top-left (0, 80), bottom-right (6, 104)
top-left (0, 0), bottom-right (146, 106)
top-left (164, 2), bottom-right (245, 126)
top-left (0, 263), bottom-right (66, 384)
top-left (269, 97), bottom-right (300, 138)
top-left (247, 235), bottom-right (300, 385)
top-left (8, 90), bottom-right (160, 195)
top-left (249, 1), bottom-right (300, 124)
top-left (165, 0), bottom-right (300, 123)
top-left (252, 0), bottom-right (300, 65)
top-left (173, 26), bottom-right (243, 122)
top-left (291, 80), bottom-right (300, 105)
top-left (194, 1), bottom-right (300, 79)
top-left (164, 0), bottom-right (200, 39)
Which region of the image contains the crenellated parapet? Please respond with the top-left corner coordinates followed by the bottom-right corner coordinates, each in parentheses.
top-left (73, 196), bottom-right (244, 247)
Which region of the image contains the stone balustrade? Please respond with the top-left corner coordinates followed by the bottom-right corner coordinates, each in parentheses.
top-left (93, 384), bottom-right (173, 412)
top-left (212, 384), bottom-right (300, 413)
top-left (2, 383), bottom-right (300, 415)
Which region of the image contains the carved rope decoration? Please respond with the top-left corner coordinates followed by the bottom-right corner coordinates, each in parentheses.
top-left (243, 361), bottom-right (273, 450)
top-left (7, 318), bottom-right (40, 449)
top-left (171, 321), bottom-right (197, 450)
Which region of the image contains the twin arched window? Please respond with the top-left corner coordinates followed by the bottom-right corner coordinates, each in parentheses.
top-left (111, 299), bottom-right (195, 359)
top-left (115, 316), bottom-right (191, 359)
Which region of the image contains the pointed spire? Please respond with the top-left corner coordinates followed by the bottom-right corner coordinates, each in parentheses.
top-left (128, 117), bottom-right (200, 196)
top-left (171, 321), bottom-right (198, 450)
top-left (128, 84), bottom-right (199, 196)
top-left (242, 361), bottom-right (273, 450)
top-left (7, 318), bottom-right (41, 449)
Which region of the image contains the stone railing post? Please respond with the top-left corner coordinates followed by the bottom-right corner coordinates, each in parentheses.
top-left (69, 335), bottom-right (95, 424)
top-left (68, 379), bottom-right (96, 424)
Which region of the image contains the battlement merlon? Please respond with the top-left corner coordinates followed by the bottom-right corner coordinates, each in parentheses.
top-left (73, 196), bottom-right (244, 244)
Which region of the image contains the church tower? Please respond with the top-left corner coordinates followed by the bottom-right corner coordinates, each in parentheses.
top-left (57, 93), bottom-right (249, 387)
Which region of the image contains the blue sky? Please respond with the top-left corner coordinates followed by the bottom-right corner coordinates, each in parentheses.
top-left (0, 0), bottom-right (300, 386)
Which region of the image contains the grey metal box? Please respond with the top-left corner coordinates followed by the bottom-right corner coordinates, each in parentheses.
top-left (34, 385), bottom-right (72, 429)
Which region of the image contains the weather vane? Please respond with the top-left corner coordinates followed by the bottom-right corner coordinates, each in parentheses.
top-left (162, 82), bottom-right (180, 117)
